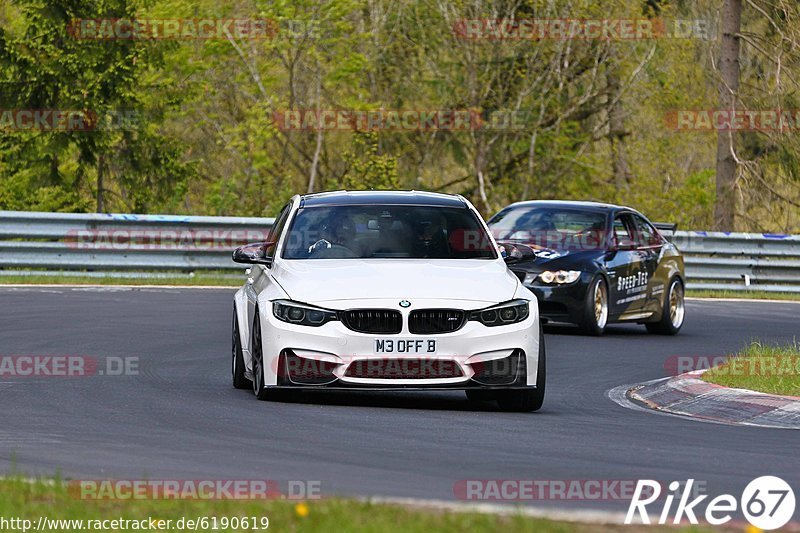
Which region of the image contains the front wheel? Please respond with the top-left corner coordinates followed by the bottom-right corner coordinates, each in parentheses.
top-left (578, 276), bottom-right (608, 336)
top-left (251, 312), bottom-right (273, 401)
top-left (646, 277), bottom-right (685, 335)
top-left (496, 325), bottom-right (545, 412)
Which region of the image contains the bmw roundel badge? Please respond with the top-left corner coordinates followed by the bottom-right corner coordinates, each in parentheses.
top-left (399, 300), bottom-right (411, 308)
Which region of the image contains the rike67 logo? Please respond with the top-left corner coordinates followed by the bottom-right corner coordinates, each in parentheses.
top-left (626, 476), bottom-right (796, 530)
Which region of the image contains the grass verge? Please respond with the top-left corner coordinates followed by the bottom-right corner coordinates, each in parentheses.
top-left (702, 340), bottom-right (800, 397)
top-left (0, 477), bottom-right (717, 533)
top-left (686, 289), bottom-right (800, 301)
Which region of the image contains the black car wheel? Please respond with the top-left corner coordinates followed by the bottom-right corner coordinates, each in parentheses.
top-left (578, 276), bottom-right (608, 336)
top-left (232, 307), bottom-right (251, 389)
top-left (496, 325), bottom-right (545, 412)
top-left (251, 312), bottom-right (274, 401)
top-left (646, 277), bottom-right (685, 335)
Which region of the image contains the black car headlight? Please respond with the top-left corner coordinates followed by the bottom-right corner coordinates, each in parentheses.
top-left (469, 299), bottom-right (530, 327)
top-left (273, 300), bottom-right (338, 327)
top-left (525, 270), bottom-right (581, 285)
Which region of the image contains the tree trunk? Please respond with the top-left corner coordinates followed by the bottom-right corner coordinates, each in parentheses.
top-left (308, 70), bottom-right (323, 193)
top-left (96, 155), bottom-right (105, 213)
top-left (606, 48), bottom-right (632, 192)
top-left (308, 127), bottom-right (323, 193)
top-left (714, 0), bottom-right (742, 230)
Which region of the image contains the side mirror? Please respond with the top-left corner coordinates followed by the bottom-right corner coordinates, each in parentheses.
top-left (233, 242), bottom-right (274, 266)
top-left (499, 242), bottom-right (536, 264)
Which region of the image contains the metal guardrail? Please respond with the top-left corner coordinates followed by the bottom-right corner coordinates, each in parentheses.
top-left (0, 210), bottom-right (798, 292)
top-left (665, 231), bottom-right (800, 292)
top-left (0, 211), bottom-right (274, 275)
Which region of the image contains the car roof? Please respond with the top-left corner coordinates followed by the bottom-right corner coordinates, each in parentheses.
top-left (299, 190), bottom-right (467, 208)
top-left (499, 200), bottom-right (626, 213)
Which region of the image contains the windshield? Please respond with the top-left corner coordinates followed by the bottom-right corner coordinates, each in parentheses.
top-left (282, 205), bottom-right (497, 260)
top-left (488, 206), bottom-right (607, 251)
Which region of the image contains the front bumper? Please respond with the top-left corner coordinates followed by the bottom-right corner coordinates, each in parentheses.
top-left (251, 300), bottom-right (540, 389)
top-left (523, 277), bottom-right (590, 325)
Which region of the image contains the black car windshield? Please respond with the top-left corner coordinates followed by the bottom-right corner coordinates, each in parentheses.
top-left (488, 206), bottom-right (607, 251)
top-left (282, 205), bottom-right (497, 259)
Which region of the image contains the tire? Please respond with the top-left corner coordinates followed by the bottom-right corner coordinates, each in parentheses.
top-left (231, 307), bottom-right (251, 389)
top-left (496, 325), bottom-right (546, 412)
top-left (465, 389), bottom-right (494, 402)
top-left (578, 276), bottom-right (608, 336)
top-left (646, 277), bottom-right (685, 335)
top-left (251, 312), bottom-right (273, 401)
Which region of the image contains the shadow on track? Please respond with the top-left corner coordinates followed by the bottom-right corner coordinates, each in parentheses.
top-left (543, 323), bottom-right (666, 337)
top-left (240, 389), bottom-right (553, 414)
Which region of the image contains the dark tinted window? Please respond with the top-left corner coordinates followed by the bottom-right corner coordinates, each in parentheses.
top-left (488, 206), bottom-right (606, 251)
top-left (612, 215), bottom-right (635, 245)
top-left (631, 214), bottom-right (662, 247)
top-left (282, 205), bottom-right (496, 259)
top-left (265, 202), bottom-right (292, 257)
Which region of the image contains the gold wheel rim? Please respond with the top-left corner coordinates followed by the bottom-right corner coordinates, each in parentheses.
top-left (669, 281), bottom-right (685, 328)
top-left (594, 281), bottom-right (608, 328)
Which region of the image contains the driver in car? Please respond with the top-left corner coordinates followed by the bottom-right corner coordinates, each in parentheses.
top-left (308, 213), bottom-right (358, 258)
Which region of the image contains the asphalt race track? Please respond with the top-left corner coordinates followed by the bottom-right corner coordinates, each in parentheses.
top-left (1, 286), bottom-right (798, 515)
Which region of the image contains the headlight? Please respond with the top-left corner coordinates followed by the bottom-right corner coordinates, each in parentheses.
top-left (469, 300), bottom-right (530, 327)
top-left (272, 300), bottom-right (338, 327)
top-left (535, 270), bottom-right (581, 285)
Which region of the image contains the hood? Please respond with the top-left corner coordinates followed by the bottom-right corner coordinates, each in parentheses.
top-left (271, 259), bottom-right (518, 304)
top-left (517, 248), bottom-right (603, 271)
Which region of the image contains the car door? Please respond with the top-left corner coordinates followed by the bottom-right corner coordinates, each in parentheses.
top-left (630, 213), bottom-right (663, 315)
top-left (605, 213), bottom-right (647, 317)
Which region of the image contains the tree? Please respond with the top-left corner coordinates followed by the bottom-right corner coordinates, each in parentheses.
top-left (714, 0), bottom-right (742, 230)
top-left (0, 0), bottom-right (195, 213)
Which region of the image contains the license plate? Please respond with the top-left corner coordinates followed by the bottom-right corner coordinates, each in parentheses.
top-left (374, 339), bottom-right (437, 354)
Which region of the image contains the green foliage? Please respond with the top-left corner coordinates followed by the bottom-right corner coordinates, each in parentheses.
top-left (0, 0), bottom-right (796, 230)
top-left (0, 0), bottom-right (195, 213)
top-left (336, 133), bottom-right (401, 190)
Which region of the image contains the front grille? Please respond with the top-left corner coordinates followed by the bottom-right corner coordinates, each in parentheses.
top-left (340, 309), bottom-right (402, 334)
top-left (344, 358), bottom-right (464, 379)
top-left (408, 309), bottom-right (466, 334)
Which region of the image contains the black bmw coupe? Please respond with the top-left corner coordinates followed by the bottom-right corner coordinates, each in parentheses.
top-left (489, 200), bottom-right (685, 336)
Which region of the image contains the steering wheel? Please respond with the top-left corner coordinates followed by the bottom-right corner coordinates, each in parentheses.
top-left (308, 240), bottom-right (358, 258)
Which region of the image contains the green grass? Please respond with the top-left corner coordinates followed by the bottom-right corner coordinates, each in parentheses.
top-left (0, 274), bottom-right (241, 287)
top-left (0, 477), bottom-right (717, 533)
top-left (702, 340), bottom-right (800, 397)
top-left (686, 289), bottom-right (800, 301)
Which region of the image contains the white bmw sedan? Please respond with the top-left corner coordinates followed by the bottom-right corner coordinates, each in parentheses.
top-left (231, 190), bottom-right (545, 411)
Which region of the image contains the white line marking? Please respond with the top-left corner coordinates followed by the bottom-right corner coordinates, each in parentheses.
top-left (361, 496), bottom-right (631, 525)
top-left (606, 381), bottom-right (800, 429)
